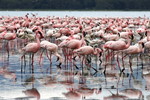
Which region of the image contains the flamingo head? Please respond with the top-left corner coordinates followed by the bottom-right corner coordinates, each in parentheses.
top-left (32, 26), bottom-right (39, 32)
top-left (35, 30), bottom-right (44, 39)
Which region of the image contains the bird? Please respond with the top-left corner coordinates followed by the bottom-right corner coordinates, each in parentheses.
top-left (21, 29), bottom-right (43, 65)
top-left (58, 34), bottom-right (86, 68)
top-left (73, 46), bottom-right (102, 72)
top-left (40, 40), bottom-right (63, 65)
top-left (103, 38), bottom-right (131, 51)
top-left (103, 37), bottom-right (131, 73)
top-left (140, 29), bottom-right (150, 52)
top-left (0, 30), bottom-right (17, 57)
top-left (73, 45), bottom-right (102, 56)
top-left (122, 41), bottom-right (144, 72)
top-left (123, 42), bottom-right (144, 55)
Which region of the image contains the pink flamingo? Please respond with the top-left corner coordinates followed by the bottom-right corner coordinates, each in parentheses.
top-left (0, 26), bottom-right (6, 33)
top-left (58, 34), bottom-right (86, 69)
top-left (21, 30), bottom-right (43, 65)
top-left (103, 37), bottom-right (131, 73)
top-left (73, 46), bottom-right (102, 72)
top-left (122, 41), bottom-right (144, 71)
top-left (73, 46), bottom-right (102, 55)
top-left (100, 33), bottom-right (119, 41)
top-left (0, 30), bottom-right (16, 56)
top-left (40, 40), bottom-right (63, 66)
top-left (103, 37), bottom-right (131, 51)
top-left (136, 25), bottom-right (147, 39)
top-left (141, 29), bottom-right (150, 52)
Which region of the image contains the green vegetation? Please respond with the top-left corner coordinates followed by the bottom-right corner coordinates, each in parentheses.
top-left (0, 0), bottom-right (149, 10)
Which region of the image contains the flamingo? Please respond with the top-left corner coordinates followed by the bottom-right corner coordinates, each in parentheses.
top-left (122, 41), bottom-right (144, 72)
top-left (73, 46), bottom-right (102, 72)
top-left (103, 37), bottom-right (131, 73)
top-left (0, 30), bottom-right (17, 57)
top-left (141, 29), bottom-right (150, 52)
top-left (40, 40), bottom-right (63, 65)
top-left (21, 30), bottom-right (43, 65)
top-left (103, 37), bottom-right (131, 51)
top-left (73, 46), bottom-right (102, 55)
top-left (58, 34), bottom-right (86, 68)
top-left (0, 26), bottom-right (6, 33)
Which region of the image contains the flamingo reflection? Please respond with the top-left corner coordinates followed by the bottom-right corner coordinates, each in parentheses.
top-left (63, 88), bottom-right (81, 100)
top-left (119, 88), bottom-right (143, 99)
top-left (0, 67), bottom-right (16, 82)
top-left (23, 88), bottom-right (40, 100)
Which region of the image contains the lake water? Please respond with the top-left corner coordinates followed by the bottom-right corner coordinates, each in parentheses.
top-left (0, 11), bottom-right (150, 100)
top-left (0, 11), bottom-right (150, 18)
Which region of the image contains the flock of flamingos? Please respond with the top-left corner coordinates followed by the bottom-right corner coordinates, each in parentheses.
top-left (1, 13), bottom-right (150, 99)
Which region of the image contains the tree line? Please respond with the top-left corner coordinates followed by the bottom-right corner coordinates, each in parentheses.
top-left (0, 0), bottom-right (149, 10)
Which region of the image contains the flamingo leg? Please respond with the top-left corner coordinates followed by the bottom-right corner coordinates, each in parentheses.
top-left (6, 41), bottom-right (9, 57)
top-left (31, 53), bottom-right (34, 65)
top-left (81, 56), bottom-right (85, 74)
top-left (46, 50), bottom-right (52, 63)
top-left (39, 49), bottom-right (45, 65)
top-left (129, 56), bottom-right (133, 73)
top-left (31, 53), bottom-right (34, 73)
top-left (116, 54), bottom-right (122, 73)
top-left (121, 52), bottom-right (125, 70)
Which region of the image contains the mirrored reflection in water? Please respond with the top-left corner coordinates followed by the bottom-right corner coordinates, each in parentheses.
top-left (0, 45), bottom-right (149, 100)
top-left (0, 15), bottom-right (150, 100)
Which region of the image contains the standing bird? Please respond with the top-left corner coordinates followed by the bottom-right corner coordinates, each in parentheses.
top-left (122, 41), bottom-right (144, 72)
top-left (141, 29), bottom-right (150, 52)
top-left (103, 37), bottom-right (131, 73)
top-left (58, 34), bottom-right (86, 68)
top-left (73, 46), bottom-right (102, 72)
top-left (21, 30), bottom-right (44, 65)
top-left (40, 40), bottom-right (63, 65)
top-left (0, 30), bottom-right (17, 57)
top-left (103, 37), bottom-right (131, 51)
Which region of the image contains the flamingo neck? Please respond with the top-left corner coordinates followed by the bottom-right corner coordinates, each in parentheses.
top-left (54, 52), bottom-right (63, 63)
top-left (93, 48), bottom-right (102, 55)
top-left (80, 34), bottom-right (86, 46)
top-left (125, 37), bottom-right (131, 48)
top-left (36, 35), bottom-right (40, 47)
top-left (138, 43), bottom-right (144, 52)
top-left (0, 31), bottom-right (7, 39)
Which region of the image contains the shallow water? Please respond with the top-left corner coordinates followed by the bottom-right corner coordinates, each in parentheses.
top-left (0, 11), bottom-right (150, 18)
top-left (0, 40), bottom-right (150, 100)
top-left (0, 11), bottom-right (150, 100)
